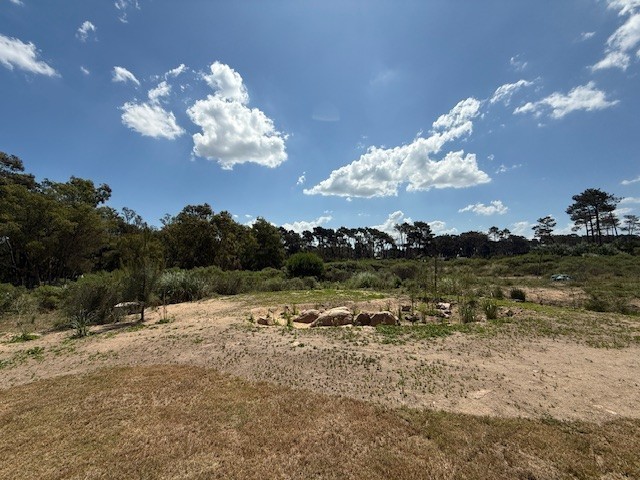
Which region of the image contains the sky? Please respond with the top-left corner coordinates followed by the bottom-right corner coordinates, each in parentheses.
top-left (1, 0), bottom-right (640, 239)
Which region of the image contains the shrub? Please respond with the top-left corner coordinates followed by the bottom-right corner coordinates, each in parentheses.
top-left (390, 262), bottom-right (419, 281)
top-left (491, 286), bottom-right (504, 299)
top-left (156, 270), bottom-right (208, 304)
top-left (32, 285), bottom-right (66, 311)
top-left (459, 300), bottom-right (477, 324)
top-left (0, 283), bottom-right (24, 315)
top-left (349, 271), bottom-right (382, 289)
top-left (482, 299), bottom-right (498, 320)
top-left (286, 253), bottom-right (325, 278)
top-left (510, 288), bottom-right (526, 302)
top-left (64, 272), bottom-right (123, 325)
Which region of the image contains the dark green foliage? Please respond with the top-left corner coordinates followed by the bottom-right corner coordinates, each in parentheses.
top-left (286, 252), bottom-right (324, 278)
top-left (32, 285), bottom-right (65, 311)
top-left (510, 288), bottom-right (526, 302)
top-left (0, 283), bottom-right (24, 315)
top-left (63, 272), bottom-right (123, 324)
top-left (156, 270), bottom-right (208, 304)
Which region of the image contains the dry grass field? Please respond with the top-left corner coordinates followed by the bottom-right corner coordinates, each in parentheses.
top-left (2, 287), bottom-right (640, 479)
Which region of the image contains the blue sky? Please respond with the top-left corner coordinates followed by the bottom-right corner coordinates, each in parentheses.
top-left (1, 0), bottom-right (639, 238)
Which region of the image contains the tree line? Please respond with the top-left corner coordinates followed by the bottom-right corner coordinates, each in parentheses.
top-left (1, 153), bottom-right (637, 287)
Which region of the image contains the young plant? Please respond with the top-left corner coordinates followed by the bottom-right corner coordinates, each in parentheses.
top-left (482, 299), bottom-right (499, 320)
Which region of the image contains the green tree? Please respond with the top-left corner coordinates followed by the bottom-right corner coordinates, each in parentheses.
top-left (567, 188), bottom-right (619, 245)
top-left (532, 215), bottom-right (556, 244)
top-left (250, 218), bottom-right (285, 270)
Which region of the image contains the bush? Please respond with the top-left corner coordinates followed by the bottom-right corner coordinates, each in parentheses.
top-left (0, 283), bottom-right (24, 315)
top-left (286, 253), bottom-right (325, 278)
top-left (64, 272), bottom-right (123, 324)
top-left (482, 299), bottom-right (499, 320)
top-left (32, 285), bottom-right (66, 311)
top-left (390, 262), bottom-right (419, 281)
top-left (349, 271), bottom-right (382, 289)
top-left (510, 288), bottom-right (526, 302)
top-left (460, 299), bottom-right (477, 324)
top-left (156, 270), bottom-right (208, 304)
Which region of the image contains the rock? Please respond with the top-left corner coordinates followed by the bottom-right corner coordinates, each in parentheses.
top-left (401, 305), bottom-right (411, 312)
top-left (310, 307), bottom-right (353, 327)
top-left (370, 311), bottom-right (398, 326)
top-left (293, 309), bottom-right (321, 324)
top-left (404, 314), bottom-right (420, 323)
top-left (257, 316), bottom-right (275, 326)
top-left (505, 309), bottom-right (515, 317)
top-left (114, 301), bottom-right (143, 316)
top-left (436, 302), bottom-right (451, 311)
top-left (354, 312), bottom-right (372, 326)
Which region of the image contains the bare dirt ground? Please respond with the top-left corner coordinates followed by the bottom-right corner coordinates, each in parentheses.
top-left (1, 291), bottom-right (639, 424)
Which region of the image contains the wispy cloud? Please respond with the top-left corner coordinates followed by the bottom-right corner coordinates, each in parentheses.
top-left (514, 82), bottom-right (618, 119)
top-left (621, 174), bottom-right (640, 185)
top-left (76, 21), bottom-right (97, 42)
top-left (112, 66), bottom-right (140, 86)
top-left (0, 34), bottom-right (58, 76)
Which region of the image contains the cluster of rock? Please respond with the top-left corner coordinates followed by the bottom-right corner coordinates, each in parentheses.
top-left (289, 307), bottom-right (399, 328)
top-left (435, 302), bottom-right (452, 319)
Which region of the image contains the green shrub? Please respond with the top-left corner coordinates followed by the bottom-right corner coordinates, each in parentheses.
top-left (32, 285), bottom-right (65, 311)
top-left (156, 270), bottom-right (208, 304)
top-left (482, 299), bottom-right (498, 320)
top-left (510, 288), bottom-right (526, 302)
top-left (64, 272), bottom-right (123, 325)
top-left (491, 286), bottom-right (504, 299)
top-left (390, 262), bottom-right (419, 281)
top-left (0, 283), bottom-right (24, 315)
top-left (349, 271), bottom-right (382, 289)
top-left (286, 252), bottom-right (325, 278)
top-left (459, 300), bottom-right (477, 324)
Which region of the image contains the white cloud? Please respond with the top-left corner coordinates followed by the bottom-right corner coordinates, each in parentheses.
top-left (370, 68), bottom-right (399, 87)
top-left (490, 79), bottom-right (534, 105)
top-left (296, 172), bottom-right (306, 186)
top-left (9, 0), bottom-right (24, 6)
top-left (621, 174), bottom-right (640, 185)
top-left (459, 200), bottom-right (508, 216)
top-left (0, 34), bottom-right (58, 76)
top-left (187, 62), bottom-right (287, 170)
top-left (511, 221), bottom-right (533, 238)
top-left (495, 163), bottom-right (522, 174)
top-left (76, 21), bottom-right (97, 42)
top-left (201, 61), bottom-right (248, 103)
top-left (281, 215), bottom-right (332, 233)
top-left (112, 66), bottom-right (140, 86)
top-left (121, 102), bottom-right (185, 140)
top-left (148, 81), bottom-right (171, 102)
top-left (580, 31), bottom-right (596, 41)
top-left (115, 0), bottom-right (140, 23)
top-left (514, 82), bottom-right (618, 119)
top-left (304, 97), bottom-right (490, 198)
top-left (80, 66), bottom-right (90, 75)
top-left (620, 196), bottom-right (640, 204)
top-left (592, 2), bottom-right (640, 71)
top-left (429, 220), bottom-right (458, 235)
top-left (510, 55), bottom-right (528, 71)
top-left (165, 64), bottom-right (187, 78)
top-left (373, 211), bottom-right (413, 240)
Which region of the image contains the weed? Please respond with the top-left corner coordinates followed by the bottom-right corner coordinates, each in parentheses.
top-left (481, 299), bottom-right (498, 320)
top-left (459, 300), bottom-right (477, 324)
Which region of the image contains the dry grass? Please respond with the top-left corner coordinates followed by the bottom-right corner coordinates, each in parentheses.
top-left (1, 365), bottom-right (639, 480)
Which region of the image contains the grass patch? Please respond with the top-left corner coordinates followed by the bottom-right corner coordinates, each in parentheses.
top-left (0, 365), bottom-right (638, 480)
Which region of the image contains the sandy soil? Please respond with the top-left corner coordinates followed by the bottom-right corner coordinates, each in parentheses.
top-left (1, 294), bottom-right (639, 423)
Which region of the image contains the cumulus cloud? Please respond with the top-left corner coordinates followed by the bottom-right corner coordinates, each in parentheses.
top-left (373, 211), bottom-right (413, 239)
top-left (120, 80), bottom-right (184, 140)
top-left (514, 82), bottom-right (618, 119)
top-left (112, 66), bottom-right (140, 86)
top-left (296, 172), bottom-right (306, 186)
top-left (458, 200), bottom-right (508, 216)
top-left (120, 102), bottom-right (184, 139)
top-left (490, 79), bottom-right (534, 105)
top-left (281, 215), bottom-right (332, 233)
top-left (511, 221), bottom-right (534, 238)
top-left (620, 196), bottom-right (640, 204)
top-left (0, 34), bottom-right (58, 76)
top-left (592, 1), bottom-right (640, 70)
top-left (304, 98), bottom-right (490, 198)
top-left (76, 21), bottom-right (97, 42)
top-left (622, 174), bottom-right (640, 185)
top-left (429, 220), bottom-right (458, 235)
top-left (187, 62), bottom-right (288, 170)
